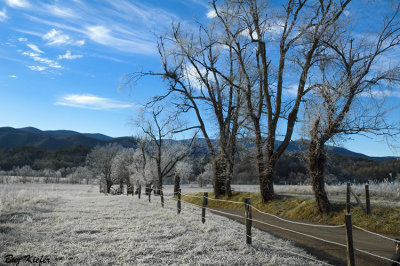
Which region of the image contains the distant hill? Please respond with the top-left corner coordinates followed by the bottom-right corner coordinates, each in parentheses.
top-left (0, 127), bottom-right (134, 149)
top-left (0, 126), bottom-right (397, 161)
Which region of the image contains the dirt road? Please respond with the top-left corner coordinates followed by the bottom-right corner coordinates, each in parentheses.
top-left (209, 207), bottom-right (399, 266)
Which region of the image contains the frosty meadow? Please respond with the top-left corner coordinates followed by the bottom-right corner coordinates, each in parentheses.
top-left (0, 184), bottom-right (325, 265)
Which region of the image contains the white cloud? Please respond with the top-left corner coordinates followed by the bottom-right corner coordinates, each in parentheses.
top-left (85, 25), bottom-right (155, 54)
top-left (18, 37), bottom-right (27, 42)
top-left (206, 9), bottom-right (216, 19)
top-left (8, 75), bottom-right (17, 78)
top-left (45, 4), bottom-right (78, 18)
top-left (284, 83), bottom-right (299, 97)
top-left (28, 65), bottom-right (46, 71)
top-left (55, 94), bottom-right (134, 110)
top-left (0, 8), bottom-right (7, 21)
top-left (43, 29), bottom-right (85, 46)
top-left (362, 89), bottom-right (400, 98)
top-left (74, 40), bottom-right (85, 46)
top-left (5, 0), bottom-right (30, 8)
top-left (57, 50), bottom-right (83, 60)
top-left (22, 51), bottom-right (61, 69)
top-left (86, 25), bottom-right (110, 45)
top-left (43, 29), bottom-right (70, 45)
top-left (26, 43), bottom-right (44, 53)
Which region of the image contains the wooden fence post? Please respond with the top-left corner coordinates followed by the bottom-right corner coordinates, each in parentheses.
top-left (365, 182), bottom-right (371, 215)
top-left (244, 198), bottom-right (252, 245)
top-left (346, 182), bottom-right (351, 214)
top-left (177, 188), bottom-right (181, 214)
top-left (202, 192), bottom-right (208, 223)
top-left (160, 189), bottom-right (164, 208)
top-left (345, 213), bottom-right (355, 266)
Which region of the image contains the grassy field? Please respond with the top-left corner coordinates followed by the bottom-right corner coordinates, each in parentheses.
top-left (0, 184), bottom-right (324, 265)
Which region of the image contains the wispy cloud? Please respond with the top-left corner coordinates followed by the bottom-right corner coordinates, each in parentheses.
top-left (5, 0), bottom-right (30, 8)
top-left (9, 0), bottom-right (184, 61)
top-left (26, 43), bottom-right (43, 53)
top-left (55, 94), bottom-right (134, 110)
top-left (0, 8), bottom-right (7, 22)
top-left (28, 65), bottom-right (46, 71)
top-left (44, 4), bottom-right (79, 18)
top-left (284, 83), bottom-right (299, 97)
top-left (8, 75), bottom-right (17, 78)
top-left (22, 51), bottom-right (61, 69)
top-left (18, 37), bottom-right (27, 42)
top-left (43, 29), bottom-right (84, 46)
top-left (57, 50), bottom-right (83, 60)
top-left (362, 89), bottom-right (400, 99)
top-left (85, 25), bottom-right (155, 54)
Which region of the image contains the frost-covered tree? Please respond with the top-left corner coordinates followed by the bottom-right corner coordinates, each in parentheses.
top-left (86, 143), bottom-right (122, 193)
top-left (67, 166), bottom-right (92, 184)
top-left (137, 107), bottom-right (193, 194)
top-left (128, 139), bottom-right (149, 195)
top-left (173, 160), bottom-right (193, 196)
top-left (196, 163), bottom-right (213, 188)
top-left (112, 148), bottom-right (135, 193)
top-left (303, 3), bottom-right (400, 213)
top-left (128, 0), bottom-right (352, 201)
top-left (14, 165), bottom-right (34, 183)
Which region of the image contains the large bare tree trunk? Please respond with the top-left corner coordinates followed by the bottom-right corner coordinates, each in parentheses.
top-left (212, 155), bottom-right (226, 198)
top-left (106, 179), bottom-right (112, 194)
top-left (174, 174), bottom-right (180, 197)
top-left (212, 154), bottom-right (233, 198)
top-left (145, 182), bottom-right (152, 195)
top-left (259, 166), bottom-right (275, 202)
top-left (308, 122), bottom-right (331, 214)
top-left (119, 178), bottom-right (124, 194)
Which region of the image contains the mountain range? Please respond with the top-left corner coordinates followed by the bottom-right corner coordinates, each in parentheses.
top-left (0, 126), bottom-right (397, 161)
top-left (0, 127), bottom-right (135, 150)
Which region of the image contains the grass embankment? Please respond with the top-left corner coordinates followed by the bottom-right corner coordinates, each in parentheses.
top-left (181, 191), bottom-right (400, 235)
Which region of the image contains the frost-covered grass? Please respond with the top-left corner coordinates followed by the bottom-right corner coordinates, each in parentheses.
top-left (0, 184), bottom-right (323, 265)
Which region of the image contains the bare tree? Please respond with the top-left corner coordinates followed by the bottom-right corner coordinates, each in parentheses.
top-left (112, 148), bottom-right (135, 193)
top-left (127, 14), bottom-right (245, 197)
top-left (125, 0), bottom-right (351, 200)
top-left (208, 0), bottom-right (351, 202)
top-left (137, 107), bottom-right (193, 194)
top-left (128, 141), bottom-right (148, 195)
top-left (302, 4), bottom-right (400, 213)
top-left (86, 143), bottom-right (122, 193)
top-left (196, 162), bottom-right (213, 187)
top-left (173, 160), bottom-right (193, 196)
top-left (67, 166), bottom-right (92, 185)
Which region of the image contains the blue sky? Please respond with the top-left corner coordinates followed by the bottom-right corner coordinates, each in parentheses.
top-left (0, 0), bottom-right (399, 157)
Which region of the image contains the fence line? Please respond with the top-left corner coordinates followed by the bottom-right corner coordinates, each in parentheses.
top-left (180, 191), bottom-right (345, 229)
top-left (176, 199), bottom-right (330, 265)
top-left (354, 246), bottom-right (400, 264)
top-left (203, 207), bottom-right (245, 220)
top-left (249, 217), bottom-right (347, 248)
top-left (128, 188), bottom-right (399, 265)
top-left (177, 190), bottom-right (399, 265)
top-left (204, 196), bottom-right (245, 205)
top-left (352, 225), bottom-right (398, 242)
top-left (251, 205), bottom-right (346, 229)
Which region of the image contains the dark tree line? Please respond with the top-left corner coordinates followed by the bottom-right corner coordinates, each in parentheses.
top-left (0, 145), bottom-right (90, 171)
top-left (232, 151), bottom-right (400, 185)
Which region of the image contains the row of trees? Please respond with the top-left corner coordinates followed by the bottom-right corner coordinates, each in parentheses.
top-left (0, 165), bottom-right (88, 184)
top-left (129, 0), bottom-right (400, 213)
top-left (86, 142), bottom-right (212, 194)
